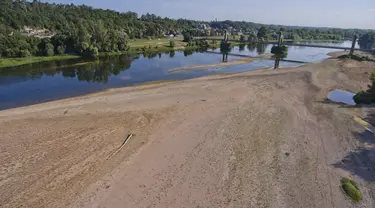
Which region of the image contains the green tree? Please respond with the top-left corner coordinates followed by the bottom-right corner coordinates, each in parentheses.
top-left (18, 49), bottom-right (31, 57)
top-left (56, 45), bottom-right (65, 55)
top-left (44, 43), bottom-right (54, 56)
top-left (183, 32), bottom-right (193, 42)
top-left (84, 45), bottom-right (99, 58)
top-left (257, 26), bottom-right (268, 40)
top-left (169, 39), bottom-right (175, 48)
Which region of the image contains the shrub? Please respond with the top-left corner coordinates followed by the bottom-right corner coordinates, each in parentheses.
top-left (169, 39), bottom-right (175, 48)
top-left (341, 178), bottom-right (361, 202)
top-left (84, 45), bottom-right (99, 58)
top-left (183, 33), bottom-right (192, 42)
top-left (354, 72), bottom-right (375, 104)
top-left (44, 43), bottom-right (55, 56)
top-left (56, 46), bottom-right (65, 55)
top-left (271, 45), bottom-right (288, 57)
top-left (18, 49), bottom-right (31, 57)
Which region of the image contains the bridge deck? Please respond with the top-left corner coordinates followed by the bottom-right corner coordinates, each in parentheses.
top-left (204, 51), bottom-right (308, 64)
top-left (197, 38), bottom-right (374, 53)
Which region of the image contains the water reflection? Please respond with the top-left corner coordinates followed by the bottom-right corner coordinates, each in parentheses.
top-left (0, 55), bottom-right (133, 84)
top-left (239, 44), bottom-right (245, 52)
top-left (0, 41), bottom-right (357, 110)
top-left (256, 44), bottom-right (266, 54)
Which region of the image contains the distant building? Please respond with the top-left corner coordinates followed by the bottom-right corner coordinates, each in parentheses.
top-left (21, 26), bottom-right (55, 38)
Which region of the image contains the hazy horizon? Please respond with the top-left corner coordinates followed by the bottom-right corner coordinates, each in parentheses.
top-left (39, 0), bottom-right (375, 30)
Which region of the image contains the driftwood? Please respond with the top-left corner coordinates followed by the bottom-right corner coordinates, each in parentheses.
top-left (108, 133), bottom-right (133, 160)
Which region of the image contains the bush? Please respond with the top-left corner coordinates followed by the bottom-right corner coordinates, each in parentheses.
top-left (354, 72), bottom-right (375, 104)
top-left (169, 39), bottom-right (175, 48)
top-left (44, 43), bottom-right (55, 56)
top-left (183, 33), bottom-right (193, 42)
top-left (341, 178), bottom-right (361, 202)
top-left (18, 49), bottom-right (31, 57)
top-left (271, 45), bottom-right (288, 57)
top-left (56, 46), bottom-right (65, 55)
top-left (4, 48), bottom-right (16, 57)
top-left (84, 45), bottom-right (99, 58)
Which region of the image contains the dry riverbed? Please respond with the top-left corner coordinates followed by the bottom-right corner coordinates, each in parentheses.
top-left (1, 52), bottom-right (375, 208)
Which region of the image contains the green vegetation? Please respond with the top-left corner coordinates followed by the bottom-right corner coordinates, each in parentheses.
top-left (169, 40), bottom-right (175, 48)
top-left (271, 45), bottom-right (288, 57)
top-left (257, 26), bottom-right (268, 40)
top-left (338, 54), bottom-right (375, 62)
top-left (354, 72), bottom-right (375, 104)
top-left (341, 178), bottom-right (362, 202)
top-left (358, 32), bottom-right (375, 49)
top-left (0, 55), bottom-right (79, 68)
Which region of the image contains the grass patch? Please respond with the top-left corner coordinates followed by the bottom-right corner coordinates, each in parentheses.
top-left (341, 177), bottom-right (362, 202)
top-left (0, 55), bottom-right (80, 68)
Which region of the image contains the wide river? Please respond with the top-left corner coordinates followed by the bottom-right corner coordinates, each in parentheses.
top-left (0, 41), bottom-right (359, 110)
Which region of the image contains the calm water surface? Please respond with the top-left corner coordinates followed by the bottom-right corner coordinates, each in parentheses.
top-left (328, 89), bottom-right (356, 105)
top-left (0, 41), bottom-right (358, 110)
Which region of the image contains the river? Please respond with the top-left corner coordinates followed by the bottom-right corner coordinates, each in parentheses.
top-left (0, 41), bottom-right (359, 110)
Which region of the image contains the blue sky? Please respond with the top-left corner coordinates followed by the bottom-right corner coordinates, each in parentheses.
top-left (41, 0), bottom-right (375, 29)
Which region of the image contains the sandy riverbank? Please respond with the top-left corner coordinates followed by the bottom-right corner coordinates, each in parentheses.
top-left (1, 52), bottom-right (375, 208)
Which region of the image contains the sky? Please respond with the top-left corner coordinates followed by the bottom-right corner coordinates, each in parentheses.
top-left (40, 0), bottom-right (375, 29)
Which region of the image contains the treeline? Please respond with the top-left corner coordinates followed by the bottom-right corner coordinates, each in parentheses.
top-left (0, 0), bottom-right (374, 59)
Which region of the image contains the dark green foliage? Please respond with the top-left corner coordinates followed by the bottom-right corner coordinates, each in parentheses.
top-left (169, 40), bottom-right (175, 48)
top-left (271, 45), bottom-right (288, 57)
top-left (338, 54), bottom-right (375, 62)
top-left (183, 33), bottom-right (193, 42)
top-left (18, 49), bottom-right (31, 57)
top-left (169, 51), bottom-right (175, 57)
top-left (56, 45), bottom-right (65, 55)
top-left (358, 32), bottom-right (375, 49)
top-left (84, 46), bottom-right (99, 58)
top-left (194, 40), bottom-right (209, 48)
top-left (354, 72), bottom-right (375, 104)
top-left (257, 26), bottom-right (268, 40)
top-left (44, 43), bottom-right (54, 56)
top-left (341, 178), bottom-right (362, 202)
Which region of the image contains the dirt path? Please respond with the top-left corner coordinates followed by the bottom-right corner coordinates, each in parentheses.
top-left (1, 54), bottom-right (375, 208)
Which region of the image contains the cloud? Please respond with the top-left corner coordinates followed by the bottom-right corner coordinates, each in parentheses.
top-left (368, 9), bottom-right (375, 12)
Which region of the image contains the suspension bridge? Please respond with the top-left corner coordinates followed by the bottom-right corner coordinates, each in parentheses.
top-left (195, 35), bottom-right (375, 53)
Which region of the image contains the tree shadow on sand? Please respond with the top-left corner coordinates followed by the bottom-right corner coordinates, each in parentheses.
top-left (333, 112), bottom-right (375, 182)
top-left (317, 98), bottom-right (359, 109)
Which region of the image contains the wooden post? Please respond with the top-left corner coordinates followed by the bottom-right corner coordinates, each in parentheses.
top-left (350, 35), bottom-right (358, 56)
